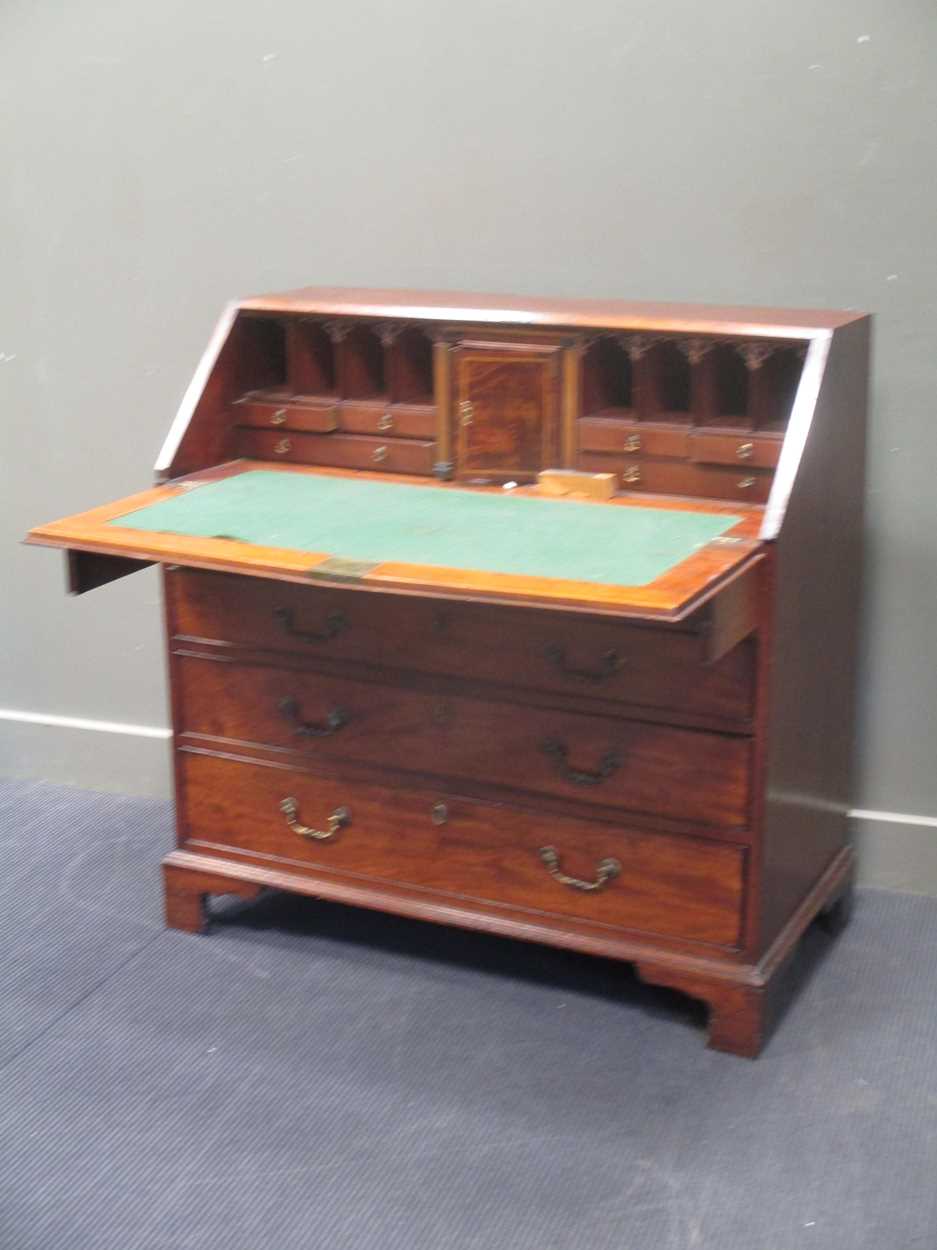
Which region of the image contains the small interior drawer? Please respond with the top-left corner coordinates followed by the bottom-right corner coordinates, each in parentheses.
top-left (234, 397), bottom-right (338, 433)
top-left (689, 433), bottom-right (781, 469)
top-left (339, 402), bottom-right (437, 439)
top-left (578, 418), bottom-right (690, 459)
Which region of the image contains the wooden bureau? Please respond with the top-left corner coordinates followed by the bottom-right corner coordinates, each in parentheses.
top-left (26, 286), bottom-right (870, 1056)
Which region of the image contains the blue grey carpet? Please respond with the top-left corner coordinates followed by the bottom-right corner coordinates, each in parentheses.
top-left (0, 777), bottom-right (935, 1249)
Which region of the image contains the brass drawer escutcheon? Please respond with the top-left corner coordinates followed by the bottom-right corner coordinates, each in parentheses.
top-left (372, 445), bottom-right (389, 463)
top-left (280, 797), bottom-right (350, 841)
top-left (538, 845), bottom-right (621, 892)
top-left (623, 433), bottom-right (641, 452)
top-left (273, 437), bottom-right (292, 455)
top-left (736, 441), bottom-right (754, 460)
top-left (377, 412), bottom-right (395, 432)
top-left (737, 476), bottom-right (757, 490)
top-left (459, 400), bottom-right (474, 427)
top-left (621, 464), bottom-right (641, 485)
top-left (270, 408), bottom-right (288, 426)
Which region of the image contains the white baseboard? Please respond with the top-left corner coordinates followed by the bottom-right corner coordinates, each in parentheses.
top-left (851, 809), bottom-right (937, 895)
top-left (0, 708), bottom-right (172, 799)
top-left (2, 709), bottom-right (936, 893)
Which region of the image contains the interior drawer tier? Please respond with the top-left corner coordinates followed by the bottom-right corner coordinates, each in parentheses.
top-left (577, 453), bottom-right (773, 504)
top-left (168, 570), bottom-right (755, 728)
top-left (174, 654), bottom-right (752, 830)
top-left (178, 749), bottom-right (746, 948)
top-left (238, 428), bottom-right (436, 475)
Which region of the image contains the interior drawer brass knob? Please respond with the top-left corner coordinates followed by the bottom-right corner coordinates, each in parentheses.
top-left (273, 438), bottom-right (292, 455)
top-left (737, 476), bottom-right (757, 490)
top-left (372, 445), bottom-right (389, 463)
top-left (538, 845), bottom-right (621, 892)
top-left (736, 442), bottom-right (754, 460)
top-left (270, 408), bottom-right (288, 426)
top-left (280, 798), bottom-right (350, 842)
top-left (377, 412), bottom-right (395, 432)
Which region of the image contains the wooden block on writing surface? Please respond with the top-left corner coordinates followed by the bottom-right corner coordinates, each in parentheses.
top-left (537, 470), bottom-right (617, 500)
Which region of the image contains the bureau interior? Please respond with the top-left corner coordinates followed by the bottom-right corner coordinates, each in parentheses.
top-left (225, 311), bottom-right (806, 501)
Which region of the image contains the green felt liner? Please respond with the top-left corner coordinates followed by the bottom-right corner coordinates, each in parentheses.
top-left (107, 471), bottom-right (740, 588)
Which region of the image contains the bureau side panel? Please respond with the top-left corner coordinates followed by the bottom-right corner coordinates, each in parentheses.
top-left (758, 319), bottom-right (869, 951)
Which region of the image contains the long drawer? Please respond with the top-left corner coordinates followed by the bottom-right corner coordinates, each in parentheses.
top-left (175, 654), bottom-right (751, 829)
top-left (179, 750), bottom-right (746, 947)
top-left (169, 570), bottom-right (755, 727)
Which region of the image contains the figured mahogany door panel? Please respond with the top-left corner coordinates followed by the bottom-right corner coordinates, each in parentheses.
top-left (168, 568), bottom-right (756, 727)
top-left (454, 344), bottom-right (561, 480)
top-left (178, 750), bottom-right (746, 947)
top-left (174, 654), bottom-right (751, 829)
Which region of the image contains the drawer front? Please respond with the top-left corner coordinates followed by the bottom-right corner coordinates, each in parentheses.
top-left (578, 418), bottom-right (690, 459)
top-left (239, 428), bottom-right (436, 475)
top-left (578, 453), bottom-right (773, 504)
top-left (176, 655), bottom-right (751, 829)
top-left (170, 570), bottom-right (755, 725)
top-left (179, 751), bottom-right (745, 946)
top-left (689, 432), bottom-right (781, 469)
top-left (339, 402), bottom-right (436, 439)
top-left (234, 398), bottom-right (339, 433)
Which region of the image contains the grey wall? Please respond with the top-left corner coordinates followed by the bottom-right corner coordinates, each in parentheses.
top-left (2, 3), bottom-right (936, 878)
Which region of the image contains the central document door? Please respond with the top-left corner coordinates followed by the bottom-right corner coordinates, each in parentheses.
top-left (454, 341), bottom-right (561, 481)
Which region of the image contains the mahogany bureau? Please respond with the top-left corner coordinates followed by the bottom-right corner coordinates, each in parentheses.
top-left (27, 287), bottom-right (870, 1057)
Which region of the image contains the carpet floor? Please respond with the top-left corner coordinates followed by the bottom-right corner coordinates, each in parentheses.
top-left (1, 777), bottom-right (935, 1249)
